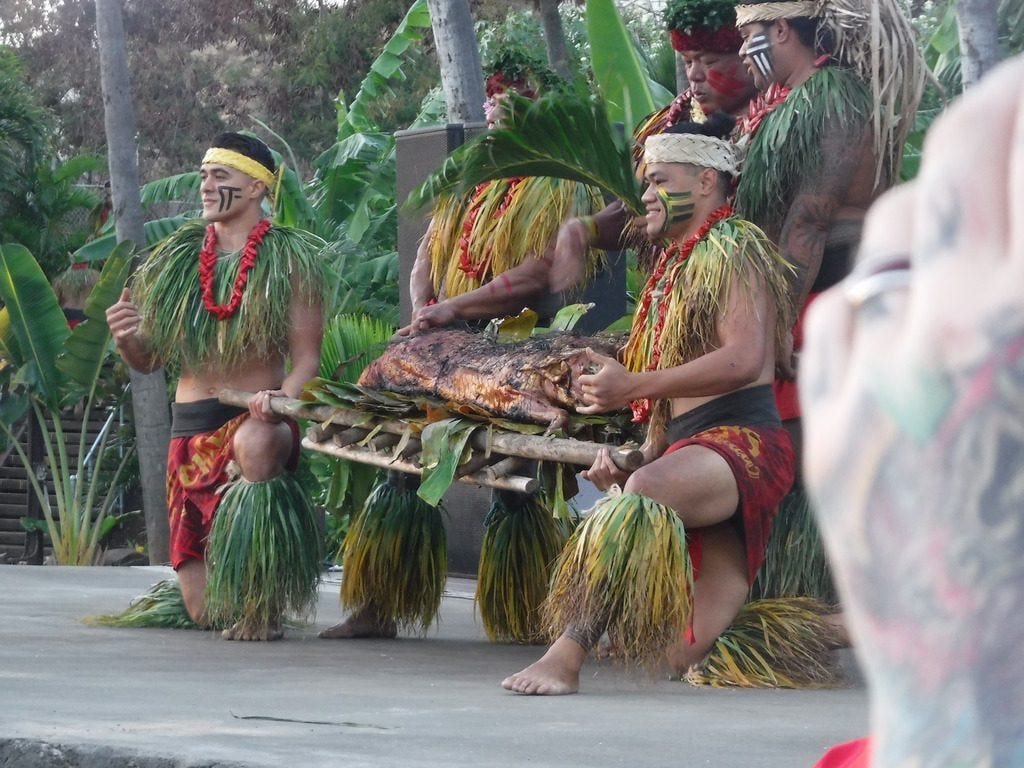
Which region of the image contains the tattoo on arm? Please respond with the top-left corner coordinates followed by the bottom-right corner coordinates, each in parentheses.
top-left (780, 119), bottom-right (867, 302)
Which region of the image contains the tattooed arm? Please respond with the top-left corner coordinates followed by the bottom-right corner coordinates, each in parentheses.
top-left (779, 116), bottom-right (874, 308)
top-left (800, 55), bottom-right (1024, 768)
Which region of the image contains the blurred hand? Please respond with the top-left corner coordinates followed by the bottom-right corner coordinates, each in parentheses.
top-left (799, 56), bottom-right (1024, 765)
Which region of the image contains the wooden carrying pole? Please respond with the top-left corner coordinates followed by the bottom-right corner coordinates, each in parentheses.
top-left (219, 389), bottom-right (643, 471)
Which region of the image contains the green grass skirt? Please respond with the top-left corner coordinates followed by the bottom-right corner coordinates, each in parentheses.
top-left (204, 473), bottom-right (323, 633)
top-left (543, 492), bottom-right (693, 665)
top-left (340, 478), bottom-right (447, 634)
top-left (477, 491), bottom-right (571, 644)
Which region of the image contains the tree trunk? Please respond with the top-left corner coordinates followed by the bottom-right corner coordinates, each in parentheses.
top-left (94, 0), bottom-right (171, 565)
top-left (536, 0), bottom-right (572, 81)
top-left (425, 0), bottom-right (486, 123)
top-left (675, 51), bottom-right (688, 95)
top-left (956, 0), bottom-right (1001, 88)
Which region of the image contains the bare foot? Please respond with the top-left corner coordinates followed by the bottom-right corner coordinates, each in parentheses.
top-left (318, 609), bottom-right (397, 639)
top-left (501, 635), bottom-right (587, 695)
top-left (222, 621), bottom-right (283, 641)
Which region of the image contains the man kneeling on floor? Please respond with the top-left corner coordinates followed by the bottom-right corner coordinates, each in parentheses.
top-left (502, 116), bottom-right (796, 694)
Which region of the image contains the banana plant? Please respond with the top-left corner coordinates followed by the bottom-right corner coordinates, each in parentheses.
top-left (586, 0), bottom-right (674, 130)
top-left (0, 241), bottom-right (135, 565)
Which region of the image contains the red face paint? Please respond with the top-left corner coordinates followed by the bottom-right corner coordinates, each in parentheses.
top-left (707, 65), bottom-right (747, 99)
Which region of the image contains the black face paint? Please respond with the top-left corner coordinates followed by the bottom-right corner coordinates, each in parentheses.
top-left (656, 187), bottom-right (696, 234)
top-left (745, 32), bottom-right (774, 80)
top-left (217, 185), bottom-right (243, 213)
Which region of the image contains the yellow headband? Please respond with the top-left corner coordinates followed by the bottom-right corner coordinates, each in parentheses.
top-left (202, 147), bottom-right (276, 189)
top-left (734, 1), bottom-right (819, 25)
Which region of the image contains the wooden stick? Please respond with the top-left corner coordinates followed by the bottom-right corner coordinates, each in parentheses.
top-left (220, 389), bottom-right (643, 471)
top-left (300, 438), bottom-right (538, 494)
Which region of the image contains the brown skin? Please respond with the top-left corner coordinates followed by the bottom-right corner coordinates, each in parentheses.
top-left (105, 161), bottom-right (323, 641)
top-left (399, 218), bottom-right (559, 336)
top-left (680, 49), bottom-right (758, 118)
top-left (502, 161), bottom-right (779, 695)
top-left (738, 19), bottom-right (886, 308)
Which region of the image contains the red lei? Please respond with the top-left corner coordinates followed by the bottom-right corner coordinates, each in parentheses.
top-left (742, 82), bottom-right (791, 138)
top-left (630, 204), bottom-right (733, 423)
top-left (198, 218), bottom-right (271, 320)
top-left (457, 177), bottom-right (525, 279)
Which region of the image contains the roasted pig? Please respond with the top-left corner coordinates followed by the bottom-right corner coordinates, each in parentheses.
top-left (357, 329), bottom-right (623, 426)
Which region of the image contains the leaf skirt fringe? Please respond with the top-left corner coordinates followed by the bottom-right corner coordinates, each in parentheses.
top-left (204, 473), bottom-right (323, 633)
top-left (686, 597), bottom-right (844, 688)
top-left (542, 492), bottom-right (693, 665)
top-left (477, 491), bottom-right (572, 644)
top-left (84, 579), bottom-right (199, 629)
top-left (749, 489), bottom-right (837, 603)
top-left (340, 478), bottom-right (447, 634)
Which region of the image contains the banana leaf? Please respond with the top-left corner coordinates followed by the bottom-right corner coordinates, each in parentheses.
top-left (586, 0), bottom-right (674, 130)
top-left (56, 241), bottom-right (132, 392)
top-left (405, 91), bottom-right (643, 215)
top-left (140, 172), bottom-right (200, 206)
top-left (418, 417), bottom-right (478, 506)
top-left (72, 215), bottom-right (192, 264)
top-left (310, 132), bottom-right (396, 241)
top-left (338, 0), bottom-right (432, 141)
top-left (0, 243), bottom-right (70, 408)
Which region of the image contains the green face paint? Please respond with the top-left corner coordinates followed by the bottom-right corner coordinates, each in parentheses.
top-left (655, 187), bottom-right (695, 234)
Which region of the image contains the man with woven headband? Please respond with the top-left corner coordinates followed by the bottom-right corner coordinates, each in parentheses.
top-left (726, 0), bottom-right (926, 636)
top-left (105, 132), bottom-right (327, 640)
top-left (558, 0), bottom-right (758, 269)
top-left (734, 0), bottom-right (925, 435)
top-left (503, 119), bottom-right (796, 695)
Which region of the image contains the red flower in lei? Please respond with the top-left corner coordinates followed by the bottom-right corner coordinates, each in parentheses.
top-left (742, 82), bottom-right (792, 138)
top-left (629, 204), bottom-right (733, 423)
top-left (457, 177), bottom-right (525, 279)
top-left (199, 218), bottom-right (272, 320)
top-left (664, 90), bottom-right (695, 129)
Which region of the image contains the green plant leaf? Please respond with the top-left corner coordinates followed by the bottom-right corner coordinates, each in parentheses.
top-left (418, 418), bottom-right (478, 506)
top-left (0, 243), bottom-right (69, 406)
top-left (319, 312), bottom-right (395, 382)
top-left (586, 0), bottom-right (672, 130)
top-left (406, 91), bottom-right (643, 215)
top-left (57, 240), bottom-right (133, 388)
top-left (338, 0), bottom-right (432, 140)
top-left (20, 516), bottom-right (48, 534)
top-left (140, 172), bottom-right (200, 205)
top-left (72, 215), bottom-right (192, 264)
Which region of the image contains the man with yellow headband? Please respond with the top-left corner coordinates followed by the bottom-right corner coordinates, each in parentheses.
top-left (502, 118), bottom-right (795, 694)
top-left (106, 132), bottom-right (327, 641)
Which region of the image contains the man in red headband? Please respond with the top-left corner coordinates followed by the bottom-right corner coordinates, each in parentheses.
top-left (556, 0), bottom-right (757, 277)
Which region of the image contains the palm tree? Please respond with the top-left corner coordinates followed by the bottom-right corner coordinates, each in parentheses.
top-left (94, 0), bottom-right (172, 564)
top-left (425, 0), bottom-right (486, 122)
